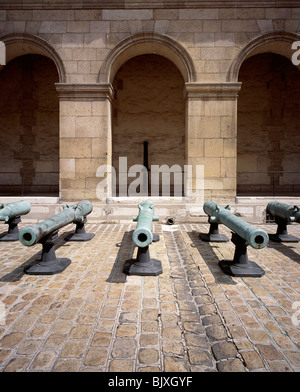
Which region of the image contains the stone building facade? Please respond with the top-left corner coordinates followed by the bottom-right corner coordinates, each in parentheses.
top-left (0, 1), bottom-right (299, 222)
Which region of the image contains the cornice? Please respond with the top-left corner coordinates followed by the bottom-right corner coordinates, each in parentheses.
top-left (0, 1), bottom-right (299, 9)
top-left (184, 82), bottom-right (242, 100)
top-left (55, 83), bottom-right (114, 101)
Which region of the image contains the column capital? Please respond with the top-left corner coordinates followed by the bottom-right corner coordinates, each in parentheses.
top-left (55, 83), bottom-right (115, 102)
top-left (184, 82), bottom-right (242, 100)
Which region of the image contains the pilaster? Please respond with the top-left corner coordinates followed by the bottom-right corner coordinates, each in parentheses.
top-left (184, 82), bottom-right (241, 203)
top-left (56, 83), bottom-right (114, 200)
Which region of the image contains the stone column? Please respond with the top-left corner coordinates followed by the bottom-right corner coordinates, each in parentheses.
top-left (56, 83), bottom-right (114, 201)
top-left (184, 82), bottom-right (241, 206)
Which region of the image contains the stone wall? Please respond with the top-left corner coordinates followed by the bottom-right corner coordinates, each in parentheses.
top-left (0, 2), bottom-right (299, 210)
top-left (237, 53), bottom-right (300, 196)
top-left (112, 54), bottom-right (185, 196)
top-left (0, 54), bottom-right (59, 196)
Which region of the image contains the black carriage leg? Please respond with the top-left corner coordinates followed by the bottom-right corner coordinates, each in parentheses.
top-left (24, 231), bottom-right (71, 275)
top-left (219, 232), bottom-right (265, 277)
top-left (268, 217), bottom-right (299, 243)
top-left (64, 218), bottom-right (95, 242)
top-left (0, 216), bottom-right (21, 242)
top-left (199, 221), bottom-right (229, 242)
top-left (124, 245), bottom-right (162, 276)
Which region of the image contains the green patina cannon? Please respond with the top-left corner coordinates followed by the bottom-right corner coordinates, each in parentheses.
top-left (0, 200), bottom-right (31, 241)
top-left (132, 200), bottom-right (159, 248)
top-left (124, 200), bottom-right (162, 276)
top-left (19, 200), bottom-right (94, 275)
top-left (201, 200), bottom-right (269, 277)
top-left (267, 201), bottom-right (300, 243)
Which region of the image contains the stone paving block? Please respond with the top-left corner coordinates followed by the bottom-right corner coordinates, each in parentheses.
top-left (241, 350), bottom-right (265, 371)
top-left (111, 339), bottom-right (137, 359)
top-left (84, 349), bottom-right (107, 367)
top-left (0, 332), bottom-right (25, 348)
top-left (0, 223), bottom-right (299, 372)
top-left (60, 341), bottom-right (87, 358)
top-left (138, 348), bottom-right (159, 364)
top-left (108, 360), bottom-right (134, 372)
top-left (52, 360), bottom-right (80, 372)
top-left (162, 325), bottom-right (182, 340)
top-left (17, 339), bottom-right (41, 355)
top-left (116, 325), bottom-right (137, 338)
top-left (164, 356), bottom-right (189, 372)
top-left (206, 325), bottom-right (228, 341)
top-left (44, 334), bottom-right (66, 349)
top-left (3, 357), bottom-right (31, 372)
top-left (188, 348), bottom-right (214, 367)
top-left (91, 332), bottom-right (111, 347)
top-left (30, 350), bottom-right (56, 371)
top-left (217, 358), bottom-right (246, 372)
top-left (212, 341), bottom-right (238, 360)
top-left (268, 361), bottom-right (293, 372)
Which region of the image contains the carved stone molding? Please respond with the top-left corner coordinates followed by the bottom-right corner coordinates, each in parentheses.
top-left (55, 83), bottom-right (114, 101)
top-left (0, 0), bottom-right (299, 9)
top-left (184, 82), bottom-right (242, 100)
top-left (0, 33), bottom-right (66, 83)
top-left (98, 33), bottom-right (196, 84)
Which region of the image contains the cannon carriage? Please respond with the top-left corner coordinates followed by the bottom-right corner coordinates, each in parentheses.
top-left (201, 200), bottom-right (269, 277)
top-left (0, 200), bottom-right (31, 241)
top-left (19, 200), bottom-right (94, 275)
top-left (123, 200), bottom-right (162, 276)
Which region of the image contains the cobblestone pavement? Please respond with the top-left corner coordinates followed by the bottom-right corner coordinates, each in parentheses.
top-left (0, 222), bottom-right (299, 372)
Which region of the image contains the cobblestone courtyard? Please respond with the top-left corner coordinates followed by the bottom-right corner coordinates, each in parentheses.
top-left (0, 222), bottom-right (299, 372)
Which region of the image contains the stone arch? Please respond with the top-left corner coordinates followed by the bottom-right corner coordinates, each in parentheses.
top-left (0, 33), bottom-right (66, 83)
top-left (227, 31), bottom-right (300, 82)
top-left (0, 34), bottom-right (62, 196)
top-left (98, 33), bottom-right (196, 84)
top-left (235, 33), bottom-right (300, 197)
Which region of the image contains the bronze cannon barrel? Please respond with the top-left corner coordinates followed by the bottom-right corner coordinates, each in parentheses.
top-left (19, 200), bottom-right (93, 246)
top-left (0, 200), bottom-right (31, 222)
top-left (132, 200), bottom-right (159, 248)
top-left (267, 201), bottom-right (300, 223)
top-left (203, 200), bottom-right (269, 249)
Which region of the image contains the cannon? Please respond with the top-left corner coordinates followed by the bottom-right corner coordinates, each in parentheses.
top-left (199, 204), bottom-right (230, 243)
top-left (19, 200), bottom-right (94, 275)
top-left (123, 200), bottom-right (162, 276)
top-left (0, 200), bottom-right (31, 241)
top-left (201, 201), bottom-right (269, 277)
top-left (267, 201), bottom-right (300, 243)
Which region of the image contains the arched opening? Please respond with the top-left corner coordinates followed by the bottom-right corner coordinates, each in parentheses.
top-left (0, 54), bottom-right (59, 196)
top-left (112, 54), bottom-right (185, 196)
top-left (237, 52), bottom-right (300, 196)
top-left (98, 33), bottom-right (196, 85)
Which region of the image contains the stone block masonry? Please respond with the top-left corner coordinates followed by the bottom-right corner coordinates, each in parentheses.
top-left (0, 0), bottom-right (299, 216)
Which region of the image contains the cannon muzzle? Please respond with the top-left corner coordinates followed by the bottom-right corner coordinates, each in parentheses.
top-left (203, 200), bottom-right (269, 249)
top-left (0, 200), bottom-right (31, 222)
top-left (267, 201), bottom-right (300, 223)
top-left (124, 200), bottom-right (162, 276)
top-left (132, 200), bottom-right (159, 248)
top-left (19, 200), bottom-right (93, 246)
